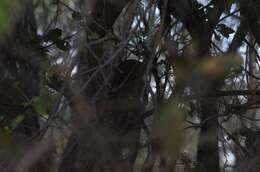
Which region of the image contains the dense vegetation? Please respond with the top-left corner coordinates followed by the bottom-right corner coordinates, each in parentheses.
top-left (0, 0), bottom-right (260, 172)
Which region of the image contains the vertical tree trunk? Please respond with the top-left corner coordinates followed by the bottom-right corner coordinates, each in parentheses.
top-left (197, 95), bottom-right (219, 172)
top-left (195, 1), bottom-right (228, 171)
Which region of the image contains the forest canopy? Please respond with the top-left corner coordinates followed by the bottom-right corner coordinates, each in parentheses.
top-left (0, 0), bottom-right (260, 172)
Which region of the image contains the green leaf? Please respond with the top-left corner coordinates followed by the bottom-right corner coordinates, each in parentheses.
top-left (217, 24), bottom-right (235, 38)
top-left (33, 96), bottom-right (46, 115)
top-left (0, 0), bottom-right (15, 33)
top-left (45, 28), bottom-right (62, 42)
top-left (11, 115), bottom-right (25, 129)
